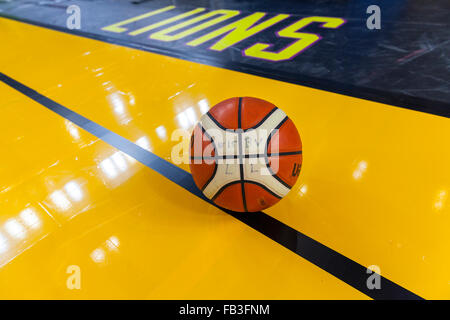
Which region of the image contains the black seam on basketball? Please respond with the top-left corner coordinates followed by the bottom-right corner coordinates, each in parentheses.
top-left (201, 165), bottom-right (218, 192)
top-left (191, 151), bottom-right (302, 161)
top-left (274, 116), bottom-right (289, 131)
top-left (264, 115), bottom-right (289, 151)
top-left (210, 180), bottom-right (241, 202)
top-left (190, 124), bottom-right (207, 156)
top-left (199, 125), bottom-right (219, 192)
top-left (243, 107), bottom-right (278, 131)
top-left (266, 164), bottom-right (294, 189)
top-left (242, 180), bottom-right (283, 199)
top-left (238, 97), bottom-right (242, 129)
top-left (264, 116), bottom-right (293, 189)
top-left (211, 180), bottom-right (283, 203)
top-left (191, 154), bottom-right (259, 160)
top-left (267, 150), bottom-right (302, 157)
top-left (206, 111), bottom-right (228, 131)
top-left (241, 183), bottom-right (248, 212)
top-left (238, 97), bottom-right (248, 212)
top-left (200, 123), bottom-right (214, 141)
top-left (190, 131), bottom-right (195, 149)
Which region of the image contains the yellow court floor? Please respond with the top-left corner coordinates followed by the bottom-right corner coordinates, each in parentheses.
top-left (0, 17), bottom-right (449, 299)
top-left (0, 80), bottom-right (367, 299)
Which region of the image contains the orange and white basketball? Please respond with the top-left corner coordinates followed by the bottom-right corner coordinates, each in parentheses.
top-left (189, 97), bottom-right (302, 212)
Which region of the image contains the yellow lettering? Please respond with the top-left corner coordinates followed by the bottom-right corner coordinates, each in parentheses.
top-left (129, 8), bottom-right (206, 36)
top-left (150, 10), bottom-right (240, 42)
top-left (102, 5), bottom-right (175, 33)
top-left (244, 16), bottom-right (345, 61)
top-left (187, 12), bottom-right (289, 51)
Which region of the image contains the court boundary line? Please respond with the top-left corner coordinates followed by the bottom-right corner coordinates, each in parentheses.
top-left (0, 14), bottom-right (448, 119)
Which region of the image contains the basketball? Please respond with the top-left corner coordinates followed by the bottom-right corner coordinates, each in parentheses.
top-left (189, 97), bottom-right (302, 212)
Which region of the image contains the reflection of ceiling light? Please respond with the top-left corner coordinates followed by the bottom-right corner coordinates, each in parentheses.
top-left (4, 219), bottom-right (27, 239)
top-left (109, 236), bottom-right (120, 247)
top-left (99, 150), bottom-right (138, 181)
top-left (435, 201), bottom-right (443, 210)
top-left (177, 112), bottom-right (189, 129)
top-left (434, 190), bottom-right (447, 211)
top-left (108, 92), bottom-right (126, 115)
top-left (19, 208), bottom-right (41, 229)
top-left (353, 161), bottom-right (368, 180)
top-left (106, 236), bottom-right (120, 251)
top-left (176, 107), bottom-right (197, 129)
top-left (155, 125), bottom-right (167, 141)
top-left (64, 181), bottom-right (84, 202)
top-left (90, 248), bottom-right (105, 263)
top-left (100, 158), bottom-right (119, 179)
top-left (0, 232), bottom-right (9, 254)
top-left (65, 120), bottom-right (80, 141)
top-left (359, 161), bottom-right (367, 170)
top-left (111, 152), bottom-right (128, 172)
top-left (198, 99), bottom-right (209, 114)
top-left (185, 107), bottom-right (197, 124)
top-left (299, 184), bottom-right (308, 196)
top-left (136, 136), bottom-right (151, 151)
top-left (123, 153), bottom-right (137, 164)
top-left (50, 190), bottom-right (72, 211)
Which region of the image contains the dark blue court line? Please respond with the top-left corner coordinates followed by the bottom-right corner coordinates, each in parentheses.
top-left (0, 72), bottom-right (423, 300)
top-left (0, 14), bottom-right (449, 119)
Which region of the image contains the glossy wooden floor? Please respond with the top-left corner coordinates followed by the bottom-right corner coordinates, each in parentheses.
top-left (0, 18), bottom-right (449, 299)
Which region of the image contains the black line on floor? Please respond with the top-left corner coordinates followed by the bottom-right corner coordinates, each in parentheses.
top-left (0, 72), bottom-right (424, 300)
